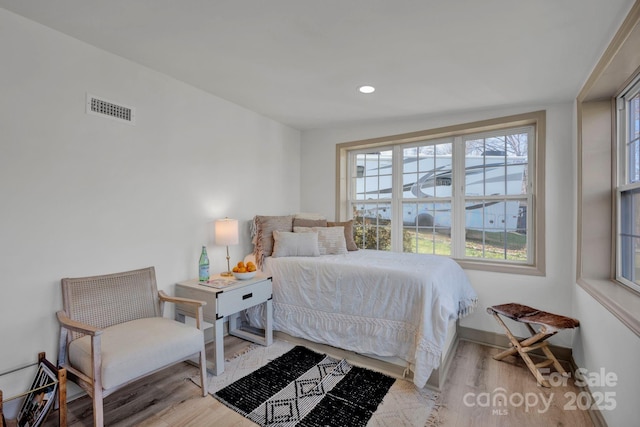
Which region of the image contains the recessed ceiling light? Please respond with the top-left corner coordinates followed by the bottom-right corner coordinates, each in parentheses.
top-left (358, 85), bottom-right (375, 94)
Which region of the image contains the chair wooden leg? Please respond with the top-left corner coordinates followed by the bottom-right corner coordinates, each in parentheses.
top-left (91, 336), bottom-right (104, 427)
top-left (58, 367), bottom-right (67, 427)
top-left (93, 391), bottom-right (104, 427)
top-left (199, 349), bottom-right (208, 396)
top-left (1, 390), bottom-right (5, 427)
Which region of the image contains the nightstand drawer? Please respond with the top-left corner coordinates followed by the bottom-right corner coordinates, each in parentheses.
top-left (217, 279), bottom-right (272, 318)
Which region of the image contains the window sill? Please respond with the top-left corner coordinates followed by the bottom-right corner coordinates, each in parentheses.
top-left (457, 259), bottom-right (544, 276)
top-left (577, 277), bottom-right (640, 338)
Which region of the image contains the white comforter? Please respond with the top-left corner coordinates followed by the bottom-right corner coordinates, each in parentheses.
top-left (246, 249), bottom-right (477, 388)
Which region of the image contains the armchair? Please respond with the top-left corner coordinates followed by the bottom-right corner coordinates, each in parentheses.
top-left (56, 266), bottom-right (207, 427)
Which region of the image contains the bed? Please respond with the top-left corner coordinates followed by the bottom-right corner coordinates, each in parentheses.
top-left (244, 215), bottom-right (477, 388)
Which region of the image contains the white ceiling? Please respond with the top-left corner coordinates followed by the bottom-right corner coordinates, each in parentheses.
top-left (0, 0), bottom-right (634, 130)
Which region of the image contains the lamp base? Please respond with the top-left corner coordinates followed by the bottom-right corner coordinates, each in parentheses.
top-left (220, 271), bottom-right (234, 277)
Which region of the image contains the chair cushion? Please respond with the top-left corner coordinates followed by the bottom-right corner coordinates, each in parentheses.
top-left (68, 317), bottom-right (204, 390)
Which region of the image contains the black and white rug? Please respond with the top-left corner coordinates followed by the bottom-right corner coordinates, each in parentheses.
top-left (213, 345), bottom-right (394, 426)
top-left (205, 340), bottom-right (441, 427)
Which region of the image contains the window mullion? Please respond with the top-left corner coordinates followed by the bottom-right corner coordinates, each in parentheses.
top-left (617, 96), bottom-right (627, 186)
top-left (391, 145), bottom-right (404, 251)
top-left (452, 136), bottom-right (466, 258)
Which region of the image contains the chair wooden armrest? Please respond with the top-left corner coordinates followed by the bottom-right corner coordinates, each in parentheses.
top-left (158, 290), bottom-right (206, 307)
top-left (158, 291), bottom-right (206, 330)
top-left (57, 311), bottom-right (102, 337)
top-left (56, 310), bottom-right (103, 394)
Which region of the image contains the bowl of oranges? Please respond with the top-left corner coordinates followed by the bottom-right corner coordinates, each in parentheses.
top-left (232, 261), bottom-right (257, 280)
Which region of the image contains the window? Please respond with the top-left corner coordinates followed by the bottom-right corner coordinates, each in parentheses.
top-left (616, 76), bottom-right (640, 293)
top-left (336, 111), bottom-right (545, 275)
top-left (576, 2), bottom-right (640, 337)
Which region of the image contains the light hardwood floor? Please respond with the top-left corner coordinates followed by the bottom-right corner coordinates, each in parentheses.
top-left (37, 337), bottom-right (596, 427)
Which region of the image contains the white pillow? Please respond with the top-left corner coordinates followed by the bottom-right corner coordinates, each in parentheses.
top-left (294, 226), bottom-right (348, 255)
top-left (272, 230), bottom-right (320, 257)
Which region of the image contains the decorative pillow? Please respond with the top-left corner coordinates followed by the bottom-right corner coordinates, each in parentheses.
top-left (294, 212), bottom-right (326, 220)
top-left (272, 230), bottom-right (320, 257)
top-left (253, 215), bottom-right (294, 268)
top-left (294, 226), bottom-right (348, 255)
top-left (327, 220), bottom-right (358, 251)
top-left (293, 218), bottom-right (328, 228)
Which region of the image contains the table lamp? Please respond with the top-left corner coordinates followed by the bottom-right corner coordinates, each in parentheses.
top-left (215, 217), bottom-right (239, 276)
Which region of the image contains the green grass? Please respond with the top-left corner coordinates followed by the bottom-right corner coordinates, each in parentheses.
top-left (406, 230), bottom-right (452, 255)
top-left (406, 229), bottom-right (527, 261)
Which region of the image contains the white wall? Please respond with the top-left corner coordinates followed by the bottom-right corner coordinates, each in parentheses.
top-left (572, 285), bottom-right (640, 427)
top-left (300, 104), bottom-right (576, 344)
top-left (0, 8), bottom-right (300, 408)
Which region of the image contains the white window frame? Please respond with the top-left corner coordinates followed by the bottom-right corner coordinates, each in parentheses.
top-left (616, 74), bottom-right (640, 293)
top-left (335, 111), bottom-right (546, 276)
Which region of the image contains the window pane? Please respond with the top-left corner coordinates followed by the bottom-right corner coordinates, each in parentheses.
top-left (515, 199), bottom-right (528, 235)
top-left (355, 151), bottom-right (392, 200)
top-left (628, 139), bottom-right (640, 184)
top-left (620, 188), bottom-right (640, 284)
top-left (402, 143), bottom-right (452, 199)
top-left (631, 94), bottom-right (639, 141)
top-left (507, 132), bottom-right (529, 157)
top-left (465, 200), bottom-right (528, 261)
top-left (353, 202), bottom-right (392, 251)
top-left (506, 165), bottom-right (527, 195)
top-left (402, 202), bottom-right (452, 255)
top-left (629, 94), bottom-right (640, 184)
top-left (466, 132), bottom-right (528, 197)
top-left (465, 139), bottom-right (486, 196)
top-left (483, 152), bottom-right (507, 196)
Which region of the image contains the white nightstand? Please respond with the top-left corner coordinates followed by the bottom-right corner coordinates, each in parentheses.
top-left (174, 274), bottom-right (273, 375)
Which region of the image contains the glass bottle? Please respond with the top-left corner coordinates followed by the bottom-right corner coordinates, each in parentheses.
top-left (198, 246), bottom-right (209, 282)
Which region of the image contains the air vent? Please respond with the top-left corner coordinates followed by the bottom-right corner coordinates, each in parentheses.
top-left (86, 93), bottom-right (136, 125)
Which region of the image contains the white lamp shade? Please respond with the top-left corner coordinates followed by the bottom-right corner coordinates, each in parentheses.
top-left (215, 218), bottom-right (239, 246)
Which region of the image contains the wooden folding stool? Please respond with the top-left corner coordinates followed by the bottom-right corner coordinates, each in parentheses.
top-left (487, 303), bottom-right (580, 387)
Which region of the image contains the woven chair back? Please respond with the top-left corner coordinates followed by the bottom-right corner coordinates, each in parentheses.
top-left (61, 266), bottom-right (160, 341)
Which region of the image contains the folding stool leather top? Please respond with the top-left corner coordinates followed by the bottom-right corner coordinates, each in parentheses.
top-left (488, 303), bottom-right (580, 332)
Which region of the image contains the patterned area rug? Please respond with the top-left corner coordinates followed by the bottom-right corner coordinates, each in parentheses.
top-left (203, 340), bottom-right (442, 426)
